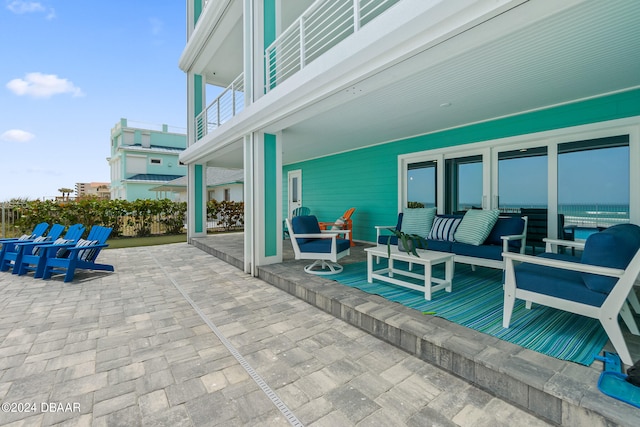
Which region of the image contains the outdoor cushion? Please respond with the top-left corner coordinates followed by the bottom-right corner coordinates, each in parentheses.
top-left (514, 259), bottom-right (607, 307)
top-left (485, 216), bottom-right (524, 248)
top-left (53, 238), bottom-right (75, 258)
top-left (76, 238), bottom-right (100, 261)
top-left (30, 236), bottom-right (51, 255)
top-left (292, 215), bottom-right (322, 245)
top-left (428, 216), bottom-right (461, 241)
top-left (330, 217), bottom-right (345, 230)
top-left (454, 209), bottom-right (500, 246)
top-left (377, 213), bottom-right (405, 245)
top-left (581, 224), bottom-right (640, 294)
top-left (425, 239), bottom-right (453, 253)
top-left (401, 207), bottom-right (436, 237)
top-left (452, 242), bottom-right (503, 261)
top-left (299, 238), bottom-right (350, 254)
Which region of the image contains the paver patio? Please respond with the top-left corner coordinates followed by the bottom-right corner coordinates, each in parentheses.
top-left (0, 241), bottom-right (556, 426)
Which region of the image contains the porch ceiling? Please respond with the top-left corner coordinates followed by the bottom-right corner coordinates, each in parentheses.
top-left (272, 0), bottom-right (640, 165)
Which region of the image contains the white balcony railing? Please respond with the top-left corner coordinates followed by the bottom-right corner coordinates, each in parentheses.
top-left (195, 73), bottom-right (245, 141)
top-left (265, 0), bottom-right (400, 91)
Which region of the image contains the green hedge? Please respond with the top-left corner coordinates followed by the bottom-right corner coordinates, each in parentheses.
top-left (13, 199), bottom-right (243, 238)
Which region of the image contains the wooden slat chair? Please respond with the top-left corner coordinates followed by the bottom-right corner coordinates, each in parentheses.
top-left (319, 207), bottom-right (356, 247)
top-left (0, 222), bottom-right (50, 266)
top-left (12, 224), bottom-right (85, 278)
top-left (0, 222), bottom-right (49, 244)
top-left (502, 223), bottom-right (640, 365)
top-left (40, 225), bottom-right (114, 282)
top-left (0, 223), bottom-right (67, 273)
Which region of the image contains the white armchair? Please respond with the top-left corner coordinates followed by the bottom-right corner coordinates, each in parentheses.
top-left (286, 215), bottom-right (351, 275)
top-left (503, 224), bottom-right (640, 365)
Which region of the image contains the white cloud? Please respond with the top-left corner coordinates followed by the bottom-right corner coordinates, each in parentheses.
top-left (6, 1), bottom-right (56, 19)
top-left (149, 17), bottom-right (163, 36)
top-left (6, 1), bottom-right (44, 13)
top-left (6, 72), bottom-right (85, 98)
top-left (1, 129), bottom-right (35, 143)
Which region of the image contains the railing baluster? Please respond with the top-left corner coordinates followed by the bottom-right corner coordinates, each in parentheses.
top-left (299, 17), bottom-right (306, 69)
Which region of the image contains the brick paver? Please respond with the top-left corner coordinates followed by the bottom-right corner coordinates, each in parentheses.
top-left (0, 243), bottom-right (551, 426)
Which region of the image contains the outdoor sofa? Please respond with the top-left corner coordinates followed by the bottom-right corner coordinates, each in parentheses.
top-left (376, 208), bottom-right (528, 269)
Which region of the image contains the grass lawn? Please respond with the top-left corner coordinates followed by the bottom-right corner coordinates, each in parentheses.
top-left (106, 234), bottom-right (187, 249)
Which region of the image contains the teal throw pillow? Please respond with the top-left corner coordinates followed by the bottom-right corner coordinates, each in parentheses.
top-left (454, 209), bottom-right (500, 246)
top-left (402, 207), bottom-right (437, 238)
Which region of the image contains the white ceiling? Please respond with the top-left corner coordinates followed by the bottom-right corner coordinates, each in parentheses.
top-left (272, 0), bottom-right (640, 165)
top-left (189, 0), bottom-right (640, 169)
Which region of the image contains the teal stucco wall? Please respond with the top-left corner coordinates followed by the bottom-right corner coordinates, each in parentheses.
top-left (283, 89), bottom-right (640, 243)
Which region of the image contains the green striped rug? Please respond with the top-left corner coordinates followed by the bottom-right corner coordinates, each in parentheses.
top-left (332, 261), bottom-right (608, 365)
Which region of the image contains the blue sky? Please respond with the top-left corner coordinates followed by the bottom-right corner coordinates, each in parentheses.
top-left (0, 1), bottom-right (186, 201)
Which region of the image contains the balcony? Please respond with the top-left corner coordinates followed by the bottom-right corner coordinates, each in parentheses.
top-left (265, 0), bottom-right (400, 91)
top-left (195, 73), bottom-right (245, 141)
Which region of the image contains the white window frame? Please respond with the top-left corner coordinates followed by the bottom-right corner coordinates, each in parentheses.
top-left (399, 117), bottom-right (640, 227)
top-left (149, 157), bottom-right (163, 166)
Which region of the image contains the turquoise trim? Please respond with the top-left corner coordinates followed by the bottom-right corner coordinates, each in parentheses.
top-left (263, 0), bottom-right (276, 49)
top-left (194, 165), bottom-right (203, 233)
top-left (264, 0), bottom-right (276, 90)
top-left (283, 89), bottom-right (640, 243)
top-left (264, 134), bottom-right (277, 256)
top-left (194, 0), bottom-right (202, 24)
top-left (194, 74), bottom-right (203, 117)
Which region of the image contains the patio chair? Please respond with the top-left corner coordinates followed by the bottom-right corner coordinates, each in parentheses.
top-left (0, 222), bottom-right (50, 265)
top-left (319, 207), bottom-right (356, 247)
top-left (286, 215), bottom-right (350, 275)
top-left (40, 225), bottom-right (114, 282)
top-left (283, 206), bottom-right (311, 239)
top-left (0, 223), bottom-right (67, 273)
top-left (11, 224), bottom-right (85, 278)
top-left (502, 223), bottom-right (640, 365)
top-left (0, 222), bottom-right (49, 244)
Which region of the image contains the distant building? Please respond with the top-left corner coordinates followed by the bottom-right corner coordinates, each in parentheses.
top-left (75, 182), bottom-right (110, 199)
top-left (107, 118), bottom-right (187, 201)
top-left (151, 167), bottom-right (243, 202)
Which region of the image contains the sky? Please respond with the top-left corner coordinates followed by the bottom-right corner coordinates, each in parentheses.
top-left (408, 147), bottom-right (630, 207)
top-left (0, 1), bottom-right (187, 201)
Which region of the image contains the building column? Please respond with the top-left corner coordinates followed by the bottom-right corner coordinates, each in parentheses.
top-left (188, 164), bottom-right (207, 238)
top-left (244, 131), bottom-right (282, 275)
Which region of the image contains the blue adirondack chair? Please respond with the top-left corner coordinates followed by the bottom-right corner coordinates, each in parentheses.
top-left (0, 223), bottom-right (67, 273)
top-left (40, 225), bottom-right (114, 282)
top-left (13, 224), bottom-right (85, 278)
top-left (0, 222), bottom-right (49, 244)
top-left (0, 222), bottom-right (50, 266)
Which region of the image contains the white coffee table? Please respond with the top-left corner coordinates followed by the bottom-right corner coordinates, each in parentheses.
top-left (364, 246), bottom-right (454, 300)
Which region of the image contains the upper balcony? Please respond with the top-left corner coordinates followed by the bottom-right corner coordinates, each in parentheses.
top-left (183, 0), bottom-right (401, 142)
top-left (265, 0), bottom-right (400, 91)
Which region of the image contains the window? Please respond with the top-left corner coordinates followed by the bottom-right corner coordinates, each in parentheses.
top-left (224, 188), bottom-right (231, 202)
top-left (407, 160), bottom-right (437, 208)
top-left (497, 147), bottom-right (548, 211)
top-left (445, 155), bottom-right (483, 213)
top-left (150, 158), bottom-right (162, 165)
top-left (558, 135), bottom-right (629, 230)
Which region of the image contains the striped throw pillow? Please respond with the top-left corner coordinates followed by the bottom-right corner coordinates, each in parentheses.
top-left (54, 238), bottom-right (74, 258)
top-left (30, 236), bottom-right (51, 255)
top-left (428, 216), bottom-right (462, 241)
top-left (76, 239), bottom-right (99, 261)
top-left (401, 207), bottom-right (437, 238)
top-left (454, 209), bottom-right (500, 246)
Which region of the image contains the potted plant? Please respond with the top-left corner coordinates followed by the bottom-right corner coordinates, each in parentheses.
top-left (387, 229), bottom-right (428, 257)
